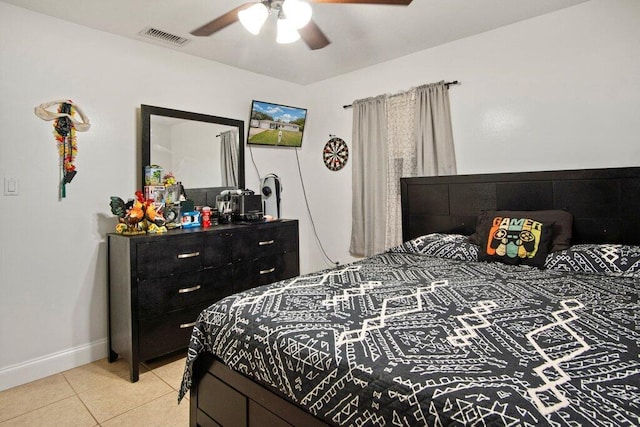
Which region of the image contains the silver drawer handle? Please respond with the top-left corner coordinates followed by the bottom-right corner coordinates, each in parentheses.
top-left (260, 267), bottom-right (276, 275)
top-left (180, 322), bottom-right (197, 329)
top-left (177, 251), bottom-right (200, 259)
top-left (259, 240), bottom-right (275, 246)
top-left (178, 285), bottom-right (201, 294)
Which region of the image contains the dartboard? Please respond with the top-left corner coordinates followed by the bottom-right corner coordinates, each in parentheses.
top-left (323, 137), bottom-right (349, 171)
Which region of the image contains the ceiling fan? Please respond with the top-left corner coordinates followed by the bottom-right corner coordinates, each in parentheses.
top-left (190, 0), bottom-right (413, 50)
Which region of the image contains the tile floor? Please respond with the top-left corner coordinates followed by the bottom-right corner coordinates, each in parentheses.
top-left (0, 352), bottom-right (189, 426)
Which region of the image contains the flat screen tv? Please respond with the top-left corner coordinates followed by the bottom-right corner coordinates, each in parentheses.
top-left (248, 100), bottom-right (307, 148)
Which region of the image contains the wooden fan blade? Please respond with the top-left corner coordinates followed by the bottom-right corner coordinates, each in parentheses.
top-left (311, 0), bottom-right (412, 4)
top-left (190, 3), bottom-right (253, 36)
top-left (299, 19), bottom-right (331, 50)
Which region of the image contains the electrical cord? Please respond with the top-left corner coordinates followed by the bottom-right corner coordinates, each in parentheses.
top-left (248, 145), bottom-right (262, 182)
top-left (294, 149), bottom-right (340, 267)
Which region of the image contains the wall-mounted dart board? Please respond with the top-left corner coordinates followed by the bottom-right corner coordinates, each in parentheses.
top-left (323, 137), bottom-right (348, 171)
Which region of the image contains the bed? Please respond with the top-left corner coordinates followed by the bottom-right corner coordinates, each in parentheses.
top-left (179, 167), bottom-right (640, 426)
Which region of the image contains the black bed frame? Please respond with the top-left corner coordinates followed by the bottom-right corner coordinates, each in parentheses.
top-left (190, 166), bottom-right (640, 427)
top-left (401, 167), bottom-right (640, 245)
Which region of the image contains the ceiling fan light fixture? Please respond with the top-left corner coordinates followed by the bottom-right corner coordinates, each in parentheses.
top-left (238, 2), bottom-right (269, 35)
top-left (276, 17), bottom-right (300, 44)
top-left (282, 0), bottom-right (312, 29)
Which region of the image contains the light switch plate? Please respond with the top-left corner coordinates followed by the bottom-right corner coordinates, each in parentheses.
top-left (4, 177), bottom-right (19, 196)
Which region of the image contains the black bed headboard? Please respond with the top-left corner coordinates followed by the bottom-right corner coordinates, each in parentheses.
top-left (401, 167), bottom-right (640, 245)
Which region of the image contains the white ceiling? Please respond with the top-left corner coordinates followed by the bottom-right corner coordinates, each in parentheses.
top-left (2, 0), bottom-right (589, 85)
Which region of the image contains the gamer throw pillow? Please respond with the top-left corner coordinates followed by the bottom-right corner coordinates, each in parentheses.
top-left (468, 209), bottom-right (573, 252)
top-left (478, 216), bottom-right (553, 267)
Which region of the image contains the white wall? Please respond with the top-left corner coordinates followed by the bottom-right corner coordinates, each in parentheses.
top-left (300, 0), bottom-right (640, 272)
top-left (0, 2), bottom-right (309, 390)
top-left (1, 0), bottom-right (639, 390)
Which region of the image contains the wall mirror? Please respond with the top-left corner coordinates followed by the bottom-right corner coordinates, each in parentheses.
top-left (141, 105), bottom-right (245, 206)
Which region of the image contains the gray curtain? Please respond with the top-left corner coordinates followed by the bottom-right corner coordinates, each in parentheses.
top-left (220, 130), bottom-right (238, 187)
top-left (415, 82), bottom-right (457, 176)
top-left (350, 96), bottom-right (388, 257)
top-left (350, 81), bottom-right (456, 256)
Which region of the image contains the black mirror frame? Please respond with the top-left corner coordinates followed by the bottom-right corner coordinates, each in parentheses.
top-left (141, 104), bottom-right (245, 206)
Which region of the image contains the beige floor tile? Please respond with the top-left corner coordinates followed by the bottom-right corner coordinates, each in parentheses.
top-left (101, 391), bottom-right (188, 427)
top-left (63, 358), bottom-right (147, 394)
top-left (147, 357), bottom-right (187, 391)
top-left (78, 370), bottom-right (172, 423)
top-left (0, 374), bottom-right (74, 423)
top-left (0, 395), bottom-right (97, 427)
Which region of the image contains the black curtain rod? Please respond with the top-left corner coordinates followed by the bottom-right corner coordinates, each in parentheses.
top-left (342, 80), bottom-right (460, 109)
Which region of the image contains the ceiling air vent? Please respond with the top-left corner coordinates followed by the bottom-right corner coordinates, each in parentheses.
top-left (138, 27), bottom-right (191, 47)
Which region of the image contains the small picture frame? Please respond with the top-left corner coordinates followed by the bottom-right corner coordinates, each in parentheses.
top-left (144, 185), bottom-right (165, 206)
top-left (164, 184), bottom-right (181, 205)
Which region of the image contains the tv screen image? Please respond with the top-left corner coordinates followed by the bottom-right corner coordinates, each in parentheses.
top-left (248, 100), bottom-right (307, 147)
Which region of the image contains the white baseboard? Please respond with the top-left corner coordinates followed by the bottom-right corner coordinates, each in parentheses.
top-left (0, 338), bottom-right (108, 392)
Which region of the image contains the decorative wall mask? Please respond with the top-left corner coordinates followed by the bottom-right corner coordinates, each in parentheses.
top-left (35, 99), bottom-right (91, 198)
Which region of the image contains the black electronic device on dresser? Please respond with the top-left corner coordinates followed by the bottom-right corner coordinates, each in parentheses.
top-left (108, 219), bottom-right (299, 382)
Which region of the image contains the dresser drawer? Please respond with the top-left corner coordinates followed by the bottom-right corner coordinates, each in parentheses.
top-left (232, 223), bottom-right (298, 262)
top-left (233, 251), bottom-right (299, 293)
top-left (138, 304), bottom-right (209, 361)
top-left (202, 233), bottom-right (233, 268)
top-left (137, 267), bottom-right (233, 318)
top-left (136, 232), bottom-right (232, 279)
top-left (137, 236), bottom-right (205, 279)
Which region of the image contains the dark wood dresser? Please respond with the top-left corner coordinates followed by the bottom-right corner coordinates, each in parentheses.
top-left (108, 219), bottom-right (299, 382)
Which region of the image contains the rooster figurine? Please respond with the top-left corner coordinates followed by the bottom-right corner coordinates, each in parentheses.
top-left (109, 191), bottom-right (166, 234)
top-left (109, 196), bottom-right (144, 234)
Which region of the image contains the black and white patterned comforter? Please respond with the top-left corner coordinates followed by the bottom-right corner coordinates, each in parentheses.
top-left (179, 235), bottom-right (639, 426)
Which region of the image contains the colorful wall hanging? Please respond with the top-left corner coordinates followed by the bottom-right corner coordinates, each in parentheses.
top-left (34, 99), bottom-right (91, 198)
